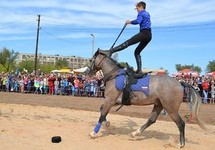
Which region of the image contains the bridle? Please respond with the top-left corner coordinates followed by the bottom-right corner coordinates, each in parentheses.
top-left (87, 51), bottom-right (122, 84)
top-left (87, 51), bottom-right (106, 75)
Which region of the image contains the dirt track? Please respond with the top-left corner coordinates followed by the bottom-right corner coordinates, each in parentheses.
top-left (0, 92), bottom-right (215, 150)
top-left (0, 92), bottom-right (215, 125)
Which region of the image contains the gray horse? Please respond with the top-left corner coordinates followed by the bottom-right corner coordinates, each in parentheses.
top-left (85, 50), bottom-right (206, 148)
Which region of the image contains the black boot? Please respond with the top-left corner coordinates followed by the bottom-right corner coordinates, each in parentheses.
top-left (133, 55), bottom-right (145, 78)
top-left (99, 41), bottom-right (129, 57)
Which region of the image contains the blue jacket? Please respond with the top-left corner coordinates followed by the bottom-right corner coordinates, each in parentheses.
top-left (131, 10), bottom-right (151, 31)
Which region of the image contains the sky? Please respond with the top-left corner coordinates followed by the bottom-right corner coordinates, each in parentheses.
top-left (0, 0), bottom-right (215, 75)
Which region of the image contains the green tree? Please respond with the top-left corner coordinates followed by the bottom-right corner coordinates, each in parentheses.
top-left (40, 64), bottom-right (55, 73)
top-left (0, 64), bottom-right (6, 72)
top-left (175, 64), bottom-right (201, 73)
top-left (17, 60), bottom-right (37, 73)
top-left (55, 59), bottom-right (68, 69)
top-left (119, 62), bottom-right (128, 68)
top-left (206, 60), bottom-right (215, 72)
top-left (0, 47), bottom-right (18, 72)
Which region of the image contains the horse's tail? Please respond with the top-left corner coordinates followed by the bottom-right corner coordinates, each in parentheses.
top-left (181, 82), bottom-right (207, 130)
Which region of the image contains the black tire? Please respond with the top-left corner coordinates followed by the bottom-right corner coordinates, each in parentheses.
top-left (51, 136), bottom-right (62, 143)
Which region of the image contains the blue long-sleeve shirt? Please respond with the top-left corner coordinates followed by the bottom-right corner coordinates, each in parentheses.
top-left (131, 10), bottom-right (151, 31)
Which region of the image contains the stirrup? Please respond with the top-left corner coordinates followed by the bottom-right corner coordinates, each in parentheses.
top-left (133, 72), bottom-right (146, 79)
top-left (125, 63), bottom-right (135, 76)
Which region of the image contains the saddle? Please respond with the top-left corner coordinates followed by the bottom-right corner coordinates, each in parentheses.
top-left (121, 63), bottom-right (147, 106)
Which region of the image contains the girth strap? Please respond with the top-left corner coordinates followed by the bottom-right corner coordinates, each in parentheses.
top-left (116, 69), bottom-right (138, 111)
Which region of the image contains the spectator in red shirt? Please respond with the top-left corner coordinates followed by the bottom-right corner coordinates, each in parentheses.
top-left (202, 78), bottom-right (209, 104)
top-left (48, 74), bottom-right (56, 95)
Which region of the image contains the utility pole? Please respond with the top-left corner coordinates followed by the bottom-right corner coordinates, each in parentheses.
top-left (34, 14), bottom-right (41, 75)
top-left (91, 34), bottom-right (94, 57)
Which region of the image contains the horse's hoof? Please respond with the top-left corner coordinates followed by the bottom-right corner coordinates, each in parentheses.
top-left (104, 121), bottom-right (110, 128)
top-left (89, 132), bottom-right (96, 138)
top-left (179, 143), bottom-right (185, 148)
top-left (129, 128), bottom-right (141, 138)
top-left (129, 132), bottom-right (136, 138)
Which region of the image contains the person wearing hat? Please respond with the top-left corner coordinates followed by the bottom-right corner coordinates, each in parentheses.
top-left (99, 1), bottom-right (152, 77)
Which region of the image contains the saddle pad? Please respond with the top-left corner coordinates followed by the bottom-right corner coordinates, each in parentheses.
top-left (115, 69), bottom-right (150, 96)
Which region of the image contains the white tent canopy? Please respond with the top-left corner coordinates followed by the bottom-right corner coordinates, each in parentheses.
top-left (50, 69), bottom-right (59, 73)
top-left (73, 67), bottom-right (88, 73)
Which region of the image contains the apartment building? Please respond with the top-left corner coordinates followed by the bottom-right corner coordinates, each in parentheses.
top-left (16, 53), bottom-right (90, 69)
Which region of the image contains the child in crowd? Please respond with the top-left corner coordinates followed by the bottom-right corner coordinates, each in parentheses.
top-left (74, 77), bottom-right (79, 96)
top-left (19, 76), bottom-right (24, 93)
top-left (60, 77), bottom-right (65, 95)
top-left (210, 80), bottom-right (215, 104)
top-left (43, 75), bottom-right (48, 94)
top-left (202, 78), bottom-right (209, 104)
top-left (54, 77), bottom-right (59, 95)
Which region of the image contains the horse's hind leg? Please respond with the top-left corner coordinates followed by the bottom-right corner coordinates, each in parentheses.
top-left (131, 104), bottom-right (163, 137)
top-left (168, 112), bottom-right (185, 148)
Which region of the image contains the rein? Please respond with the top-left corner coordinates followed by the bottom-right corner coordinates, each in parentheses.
top-left (103, 66), bottom-right (119, 84)
top-left (97, 54), bottom-right (123, 84)
top-left (97, 55), bottom-right (106, 68)
top-left (87, 54), bottom-right (106, 75)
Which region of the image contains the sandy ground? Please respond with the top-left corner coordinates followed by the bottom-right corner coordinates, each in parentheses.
top-left (0, 93), bottom-right (215, 150)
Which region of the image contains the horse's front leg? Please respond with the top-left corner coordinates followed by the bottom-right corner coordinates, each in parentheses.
top-left (90, 100), bottom-right (113, 138)
top-left (99, 104), bottom-right (111, 128)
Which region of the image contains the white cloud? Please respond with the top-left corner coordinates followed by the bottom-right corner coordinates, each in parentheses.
top-left (149, 0), bottom-right (215, 26)
top-left (0, 0), bottom-right (215, 38)
top-left (0, 35), bottom-right (35, 41)
top-left (58, 33), bottom-right (89, 39)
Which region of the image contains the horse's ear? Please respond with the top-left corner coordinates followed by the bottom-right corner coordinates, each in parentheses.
top-left (94, 49), bottom-right (99, 57)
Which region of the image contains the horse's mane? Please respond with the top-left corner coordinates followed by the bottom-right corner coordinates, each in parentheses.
top-left (95, 50), bottom-right (124, 69)
top-left (107, 56), bottom-right (124, 69)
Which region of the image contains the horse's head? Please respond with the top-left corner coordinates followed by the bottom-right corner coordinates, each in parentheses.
top-left (85, 50), bottom-right (105, 76)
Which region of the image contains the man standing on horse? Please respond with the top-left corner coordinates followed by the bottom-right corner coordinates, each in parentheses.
top-left (99, 1), bottom-right (152, 77)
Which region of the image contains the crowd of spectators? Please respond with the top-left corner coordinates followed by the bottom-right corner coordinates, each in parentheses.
top-left (174, 73), bottom-right (215, 104)
top-left (0, 71), bottom-right (105, 98)
top-left (1, 71), bottom-right (215, 104)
